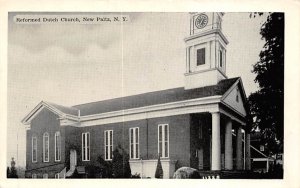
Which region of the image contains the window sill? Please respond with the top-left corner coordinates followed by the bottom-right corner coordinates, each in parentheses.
top-left (129, 158), bottom-right (140, 161)
top-left (160, 157), bottom-right (169, 159)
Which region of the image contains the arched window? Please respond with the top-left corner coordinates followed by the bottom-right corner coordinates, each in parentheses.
top-left (82, 132), bottom-right (90, 161)
top-left (55, 132), bottom-right (61, 161)
top-left (43, 132), bottom-right (49, 162)
top-left (32, 136), bottom-right (37, 163)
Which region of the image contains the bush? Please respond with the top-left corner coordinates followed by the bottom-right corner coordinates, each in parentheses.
top-left (131, 173), bottom-right (141, 178)
top-left (155, 156), bottom-right (163, 178)
top-left (97, 156), bottom-right (113, 178)
top-left (7, 158), bottom-right (18, 178)
top-left (112, 145), bottom-right (131, 178)
top-left (173, 167), bottom-right (200, 179)
top-left (97, 144), bottom-right (131, 178)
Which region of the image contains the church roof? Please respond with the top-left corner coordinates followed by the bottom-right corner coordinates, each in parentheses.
top-left (45, 101), bottom-right (79, 116)
top-left (73, 77), bottom-right (240, 116)
top-left (22, 77), bottom-right (242, 125)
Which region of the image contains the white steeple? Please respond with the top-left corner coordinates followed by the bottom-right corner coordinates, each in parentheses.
top-left (184, 12), bottom-right (229, 90)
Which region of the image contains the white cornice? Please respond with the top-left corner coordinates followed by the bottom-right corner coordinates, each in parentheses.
top-left (24, 92), bottom-right (247, 128)
top-left (220, 101), bottom-right (246, 119)
top-left (184, 68), bottom-right (228, 79)
top-left (219, 103), bottom-right (246, 125)
top-left (78, 103), bottom-right (220, 127)
top-left (221, 78), bottom-right (248, 107)
top-left (21, 101), bottom-right (79, 125)
top-left (184, 29), bottom-right (229, 45)
top-left (64, 96), bottom-right (222, 127)
top-left (80, 95), bottom-right (222, 121)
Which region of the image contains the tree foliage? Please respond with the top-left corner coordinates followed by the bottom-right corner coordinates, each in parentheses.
top-left (7, 158), bottom-right (18, 178)
top-left (97, 144), bottom-right (131, 178)
top-left (248, 13), bottom-right (284, 154)
top-left (155, 156), bottom-right (163, 178)
top-left (112, 144), bottom-right (131, 178)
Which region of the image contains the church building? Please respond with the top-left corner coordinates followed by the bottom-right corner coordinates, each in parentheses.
top-left (22, 12), bottom-right (251, 178)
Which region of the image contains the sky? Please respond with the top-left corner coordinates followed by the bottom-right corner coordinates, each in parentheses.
top-left (7, 12), bottom-right (268, 167)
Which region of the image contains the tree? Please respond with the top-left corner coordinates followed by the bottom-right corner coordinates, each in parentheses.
top-left (248, 13), bottom-right (284, 155)
top-left (111, 144), bottom-right (131, 178)
top-left (7, 167), bottom-right (10, 178)
top-left (7, 158), bottom-right (18, 178)
top-left (155, 156), bottom-right (163, 178)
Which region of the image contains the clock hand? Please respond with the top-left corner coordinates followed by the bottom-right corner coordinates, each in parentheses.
top-left (199, 19), bottom-right (204, 25)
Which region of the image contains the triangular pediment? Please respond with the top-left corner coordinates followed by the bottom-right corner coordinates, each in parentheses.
top-left (221, 78), bottom-right (247, 117)
top-left (22, 101), bottom-right (79, 125)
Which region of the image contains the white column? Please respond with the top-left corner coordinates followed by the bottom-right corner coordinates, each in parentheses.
top-left (245, 132), bottom-right (251, 170)
top-left (186, 47), bottom-right (190, 73)
top-left (236, 127), bottom-right (243, 170)
top-left (225, 119), bottom-right (233, 170)
top-left (211, 112), bottom-right (221, 170)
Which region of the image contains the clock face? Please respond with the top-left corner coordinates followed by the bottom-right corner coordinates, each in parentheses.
top-left (195, 14), bottom-right (208, 29)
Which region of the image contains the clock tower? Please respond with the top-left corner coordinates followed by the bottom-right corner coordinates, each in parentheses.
top-left (184, 12), bottom-right (229, 89)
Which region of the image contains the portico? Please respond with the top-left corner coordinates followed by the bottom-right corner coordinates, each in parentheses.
top-left (210, 110), bottom-right (250, 171)
top-left (191, 106), bottom-right (250, 172)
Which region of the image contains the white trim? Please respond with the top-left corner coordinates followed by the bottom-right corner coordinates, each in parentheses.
top-left (54, 131), bottom-right (61, 162)
top-left (184, 28), bottom-right (229, 45)
top-left (158, 124), bottom-right (169, 158)
top-left (104, 130), bottom-right (113, 161)
top-left (55, 173), bottom-right (60, 179)
top-left (221, 78), bottom-right (247, 106)
top-left (219, 105), bottom-right (246, 125)
top-left (250, 144), bottom-right (269, 158)
top-left (22, 101), bottom-right (79, 125)
top-left (80, 96), bottom-right (221, 121)
top-left (221, 78), bottom-right (240, 100)
top-left (32, 136), bottom-right (37, 163)
top-left (220, 101), bottom-right (246, 119)
top-left (82, 132), bottom-right (90, 161)
top-left (78, 102), bottom-right (220, 127)
top-left (252, 158), bottom-right (275, 162)
top-left (26, 96), bottom-right (222, 127)
top-left (129, 127), bottom-right (139, 159)
top-left (43, 132), bottom-right (49, 162)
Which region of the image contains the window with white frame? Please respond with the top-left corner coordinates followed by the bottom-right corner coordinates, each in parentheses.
top-left (260, 145), bottom-right (265, 152)
top-left (129, 127), bottom-right (139, 159)
top-left (42, 173), bottom-right (48, 179)
top-left (55, 132), bottom-right (61, 161)
top-left (196, 48), bottom-right (205, 66)
top-left (219, 50), bottom-right (223, 67)
top-left (82, 132), bottom-right (90, 161)
top-left (55, 173), bottom-right (59, 179)
top-left (32, 173), bottom-right (37, 179)
top-left (104, 130), bottom-right (113, 160)
top-left (43, 132), bottom-right (49, 162)
top-left (158, 124), bottom-right (169, 158)
top-left (32, 136), bottom-right (37, 163)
